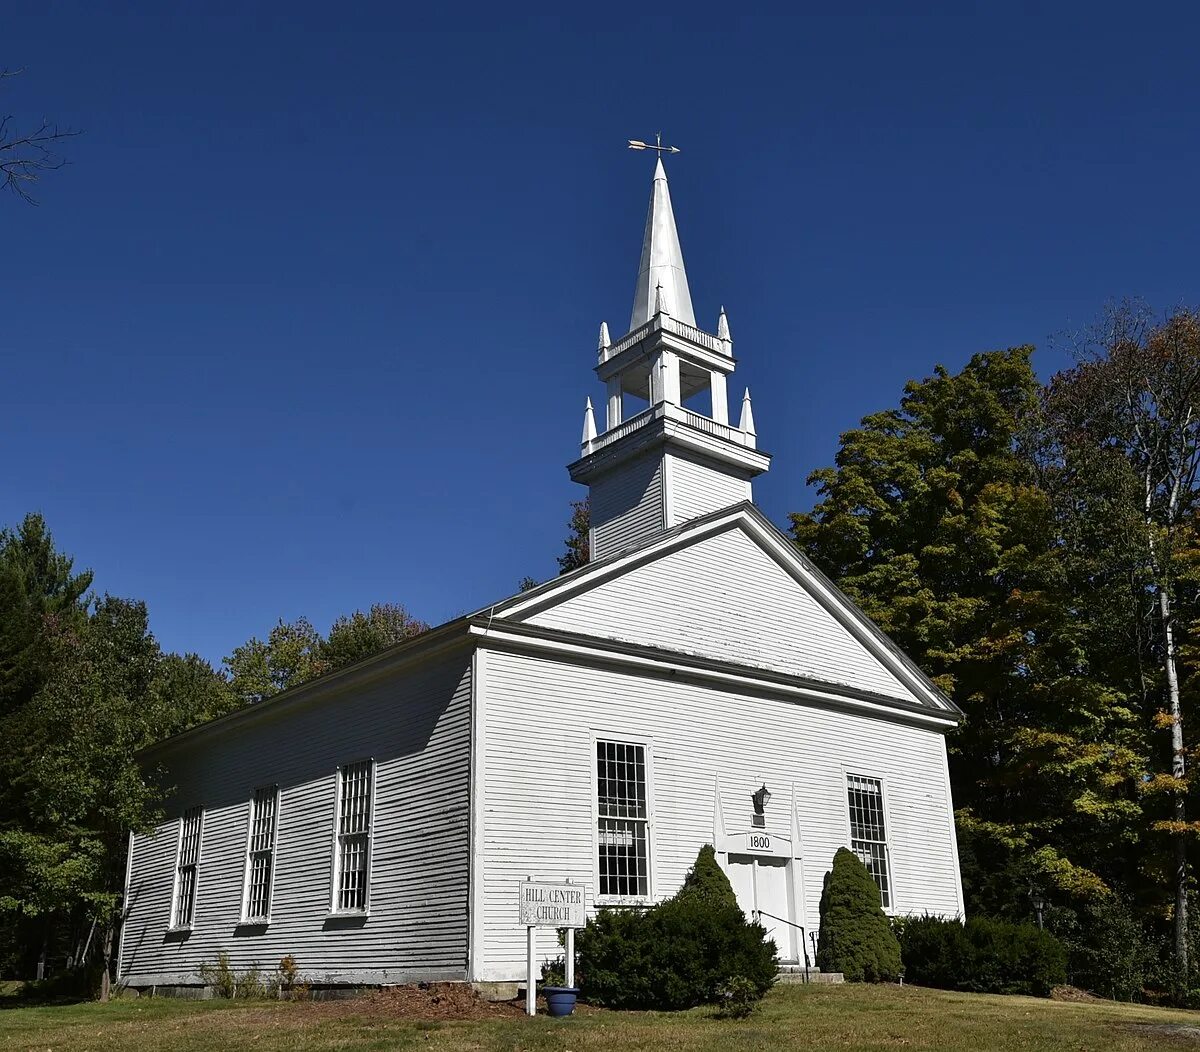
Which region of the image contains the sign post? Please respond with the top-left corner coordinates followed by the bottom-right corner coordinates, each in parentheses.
top-left (518, 878), bottom-right (587, 1016)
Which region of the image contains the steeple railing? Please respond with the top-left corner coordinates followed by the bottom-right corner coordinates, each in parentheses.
top-left (681, 409), bottom-right (744, 443)
top-left (604, 314), bottom-right (730, 365)
top-left (584, 401), bottom-right (755, 457)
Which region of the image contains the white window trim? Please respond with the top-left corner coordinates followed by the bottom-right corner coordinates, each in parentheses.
top-left (591, 732), bottom-right (656, 907)
top-left (239, 785), bottom-right (280, 925)
top-left (842, 768), bottom-right (895, 914)
top-left (169, 806), bottom-right (204, 931)
top-left (328, 758), bottom-right (376, 916)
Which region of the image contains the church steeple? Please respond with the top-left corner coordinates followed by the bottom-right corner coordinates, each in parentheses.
top-left (568, 158), bottom-right (771, 562)
top-left (630, 159), bottom-right (696, 329)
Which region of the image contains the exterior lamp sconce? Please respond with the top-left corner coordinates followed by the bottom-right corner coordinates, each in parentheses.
top-left (751, 783), bottom-right (771, 828)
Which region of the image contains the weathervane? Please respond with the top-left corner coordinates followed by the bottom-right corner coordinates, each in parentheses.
top-left (627, 132), bottom-right (680, 155)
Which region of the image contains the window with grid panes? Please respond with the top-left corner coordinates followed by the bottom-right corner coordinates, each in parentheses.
top-left (174, 806), bottom-right (203, 928)
top-left (847, 775), bottom-right (891, 908)
top-left (596, 740), bottom-right (649, 897)
top-left (334, 761), bottom-right (373, 912)
top-left (244, 786), bottom-right (278, 921)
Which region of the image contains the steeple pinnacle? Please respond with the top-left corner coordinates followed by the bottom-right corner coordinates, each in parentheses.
top-left (629, 159), bottom-right (695, 331)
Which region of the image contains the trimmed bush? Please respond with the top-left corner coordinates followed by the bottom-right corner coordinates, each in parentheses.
top-left (575, 844), bottom-right (777, 1010)
top-left (816, 847), bottom-right (902, 982)
top-left (894, 915), bottom-right (1067, 997)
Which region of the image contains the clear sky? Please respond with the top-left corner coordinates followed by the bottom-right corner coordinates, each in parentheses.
top-left (4, 6), bottom-right (1200, 667)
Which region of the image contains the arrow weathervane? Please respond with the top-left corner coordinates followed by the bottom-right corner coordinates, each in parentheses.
top-left (627, 132), bottom-right (680, 155)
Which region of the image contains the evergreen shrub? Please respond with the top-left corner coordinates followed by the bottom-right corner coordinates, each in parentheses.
top-left (894, 915), bottom-right (1067, 996)
top-left (816, 847), bottom-right (902, 982)
top-left (575, 844), bottom-right (777, 1010)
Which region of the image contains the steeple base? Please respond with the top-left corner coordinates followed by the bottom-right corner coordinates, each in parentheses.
top-left (569, 403), bottom-right (769, 561)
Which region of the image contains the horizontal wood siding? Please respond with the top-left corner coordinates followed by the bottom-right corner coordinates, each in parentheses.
top-left (120, 650), bottom-right (472, 987)
top-left (590, 452), bottom-right (664, 560)
top-left (667, 452), bottom-right (751, 525)
top-left (527, 524), bottom-right (912, 700)
top-left (475, 647), bottom-right (960, 982)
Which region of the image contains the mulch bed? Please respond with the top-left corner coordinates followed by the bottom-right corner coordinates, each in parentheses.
top-left (345, 983), bottom-right (528, 1020)
top-left (1050, 985), bottom-right (1103, 1003)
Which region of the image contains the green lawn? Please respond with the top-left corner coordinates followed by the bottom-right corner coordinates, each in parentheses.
top-left (2, 983), bottom-right (1199, 1051)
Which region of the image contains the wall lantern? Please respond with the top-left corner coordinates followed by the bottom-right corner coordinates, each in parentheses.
top-left (751, 783), bottom-right (771, 827)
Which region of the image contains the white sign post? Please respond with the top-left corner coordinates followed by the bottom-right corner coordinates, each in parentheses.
top-left (518, 878), bottom-right (587, 1016)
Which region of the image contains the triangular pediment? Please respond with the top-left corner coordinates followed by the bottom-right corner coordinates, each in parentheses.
top-left (497, 505), bottom-right (955, 715)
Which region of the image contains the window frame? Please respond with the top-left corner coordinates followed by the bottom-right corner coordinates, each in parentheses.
top-left (591, 734), bottom-right (655, 906)
top-left (240, 784), bottom-right (280, 924)
top-left (329, 759), bottom-right (376, 916)
top-left (170, 806), bottom-right (204, 931)
top-left (843, 770), bottom-right (894, 912)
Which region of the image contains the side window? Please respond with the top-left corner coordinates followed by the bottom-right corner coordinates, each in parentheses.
top-left (596, 740), bottom-right (650, 897)
top-left (847, 774), bottom-right (891, 908)
top-left (332, 760), bottom-right (374, 912)
top-left (243, 786), bottom-right (279, 922)
top-left (173, 806), bottom-right (203, 928)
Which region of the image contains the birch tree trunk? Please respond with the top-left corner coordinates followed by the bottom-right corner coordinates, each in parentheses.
top-left (1160, 583), bottom-right (1189, 976)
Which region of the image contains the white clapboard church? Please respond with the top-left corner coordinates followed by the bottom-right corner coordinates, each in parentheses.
top-left (118, 158), bottom-right (964, 992)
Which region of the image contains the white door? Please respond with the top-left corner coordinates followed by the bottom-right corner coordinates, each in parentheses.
top-left (755, 858), bottom-right (793, 961)
top-left (726, 854), bottom-right (796, 962)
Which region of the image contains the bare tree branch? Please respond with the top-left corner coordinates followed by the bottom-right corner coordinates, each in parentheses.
top-left (0, 67), bottom-right (80, 205)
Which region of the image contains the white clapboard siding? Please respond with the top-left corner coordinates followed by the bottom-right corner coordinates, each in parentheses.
top-left (590, 451), bottom-right (664, 560)
top-left (474, 647), bottom-right (961, 982)
top-left (120, 650), bottom-right (473, 987)
top-left (666, 452), bottom-right (751, 525)
top-left (525, 523), bottom-right (912, 700)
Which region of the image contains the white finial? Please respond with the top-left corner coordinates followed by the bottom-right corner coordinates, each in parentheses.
top-left (739, 387), bottom-right (756, 436)
top-left (598, 321), bottom-right (611, 362)
top-left (717, 306), bottom-right (731, 342)
top-left (654, 281), bottom-right (668, 317)
top-left (582, 397), bottom-right (597, 444)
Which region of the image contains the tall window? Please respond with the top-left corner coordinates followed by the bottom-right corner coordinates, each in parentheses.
top-left (334, 760), bottom-right (373, 912)
top-left (596, 740), bottom-right (649, 897)
top-left (847, 775), bottom-right (891, 908)
top-left (173, 806), bottom-right (203, 928)
top-left (243, 786), bottom-right (278, 922)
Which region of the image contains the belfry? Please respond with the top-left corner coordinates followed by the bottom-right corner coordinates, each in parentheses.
top-left (570, 159), bottom-right (771, 560)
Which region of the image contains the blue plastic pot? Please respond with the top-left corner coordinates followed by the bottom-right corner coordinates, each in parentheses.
top-left (542, 986), bottom-right (579, 1017)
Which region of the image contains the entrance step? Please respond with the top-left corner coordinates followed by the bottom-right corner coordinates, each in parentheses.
top-left (776, 967), bottom-right (844, 984)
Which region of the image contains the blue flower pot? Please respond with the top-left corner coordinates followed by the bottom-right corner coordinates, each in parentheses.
top-left (543, 986), bottom-right (579, 1017)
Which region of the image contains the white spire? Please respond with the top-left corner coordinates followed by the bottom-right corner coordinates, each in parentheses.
top-left (629, 158), bottom-right (695, 331)
top-left (598, 321), bottom-right (611, 361)
top-left (582, 397), bottom-right (597, 444)
top-left (717, 306), bottom-right (730, 342)
top-left (739, 387), bottom-right (756, 436)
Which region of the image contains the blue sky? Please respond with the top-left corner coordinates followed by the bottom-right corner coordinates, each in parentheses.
top-left (5, 6), bottom-right (1200, 666)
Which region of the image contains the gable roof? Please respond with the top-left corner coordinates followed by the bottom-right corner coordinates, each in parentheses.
top-left (490, 501), bottom-right (960, 720)
top-left (147, 502), bottom-right (959, 757)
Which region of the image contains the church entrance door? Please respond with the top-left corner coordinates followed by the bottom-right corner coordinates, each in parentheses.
top-left (726, 854), bottom-right (796, 962)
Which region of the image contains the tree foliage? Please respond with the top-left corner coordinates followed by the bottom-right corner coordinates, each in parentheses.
top-left (224, 603), bottom-right (428, 705)
top-left (794, 312), bottom-right (1200, 994)
top-left (557, 498), bottom-right (590, 573)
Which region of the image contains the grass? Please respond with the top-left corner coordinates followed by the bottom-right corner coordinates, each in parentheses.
top-left (1, 983), bottom-right (1199, 1051)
